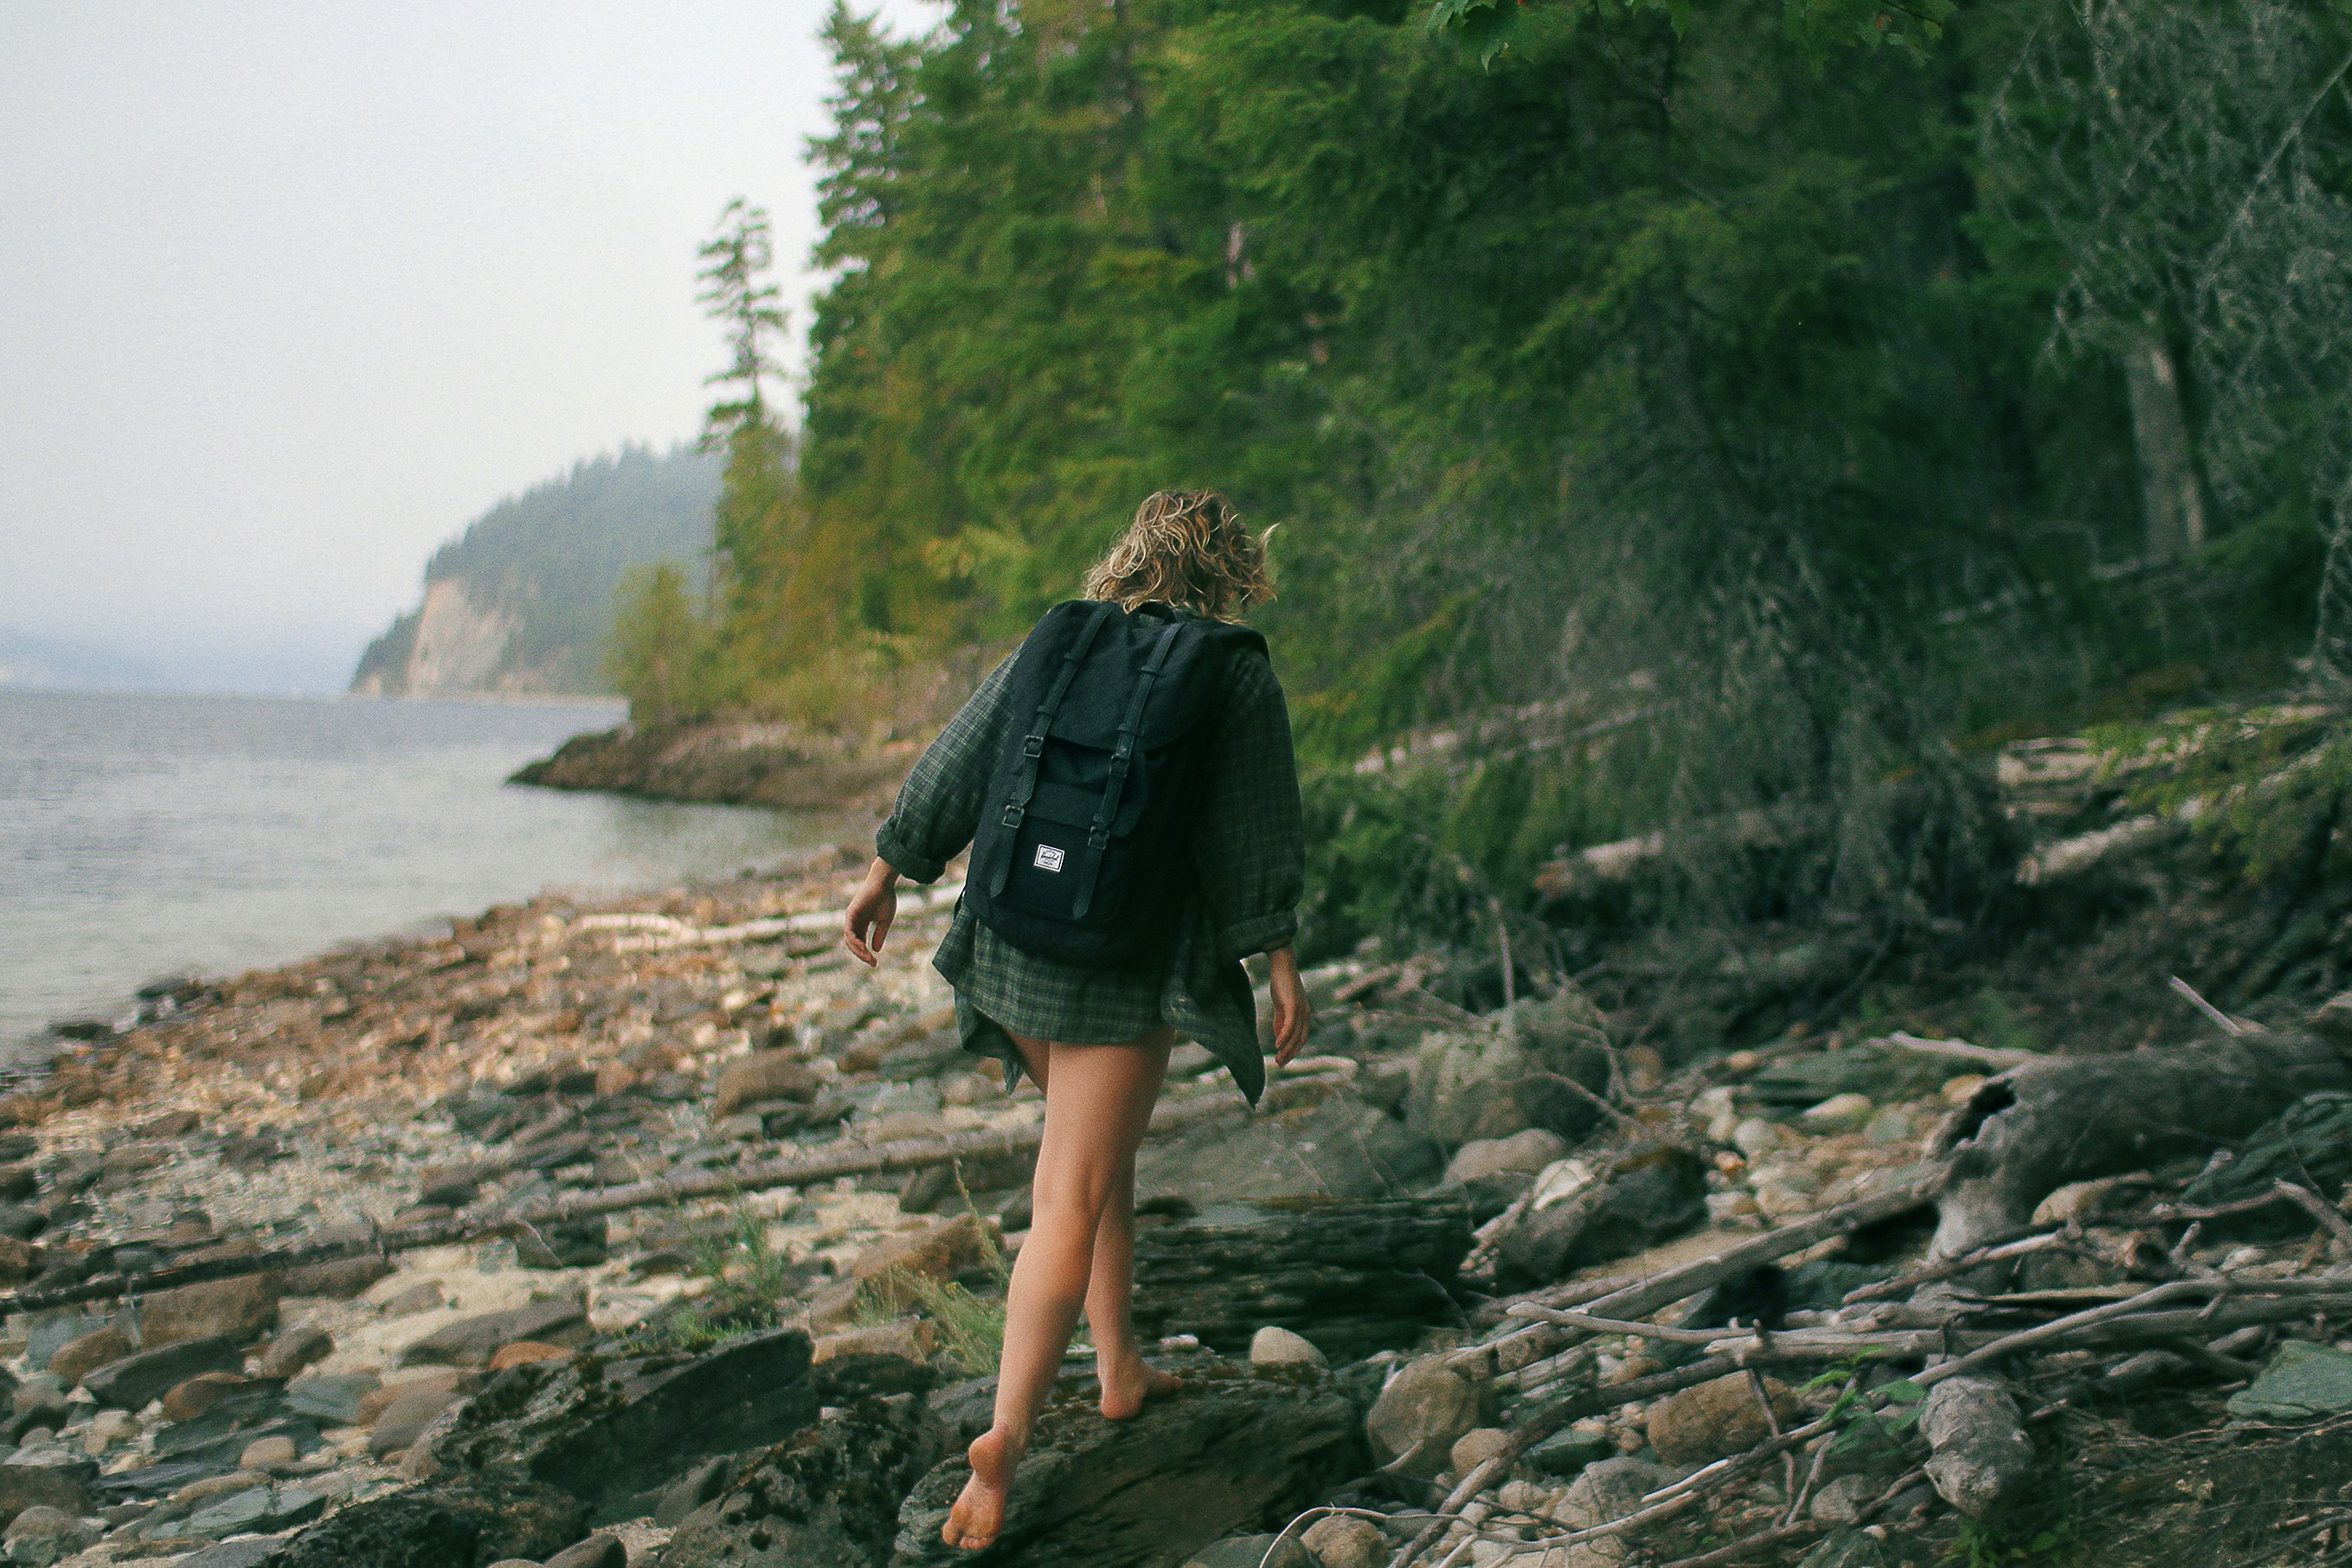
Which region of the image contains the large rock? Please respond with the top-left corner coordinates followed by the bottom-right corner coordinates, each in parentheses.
top-left (83, 1334), bottom-right (243, 1411)
top-left (1645, 1374), bottom-right (1797, 1466)
top-left (1405, 988), bottom-right (1612, 1147)
top-left (713, 1054), bottom-right (822, 1120)
top-left (46, 1328), bottom-right (130, 1390)
top-left (428, 1327), bottom-right (823, 1523)
top-left (1364, 1355), bottom-right (1486, 1481)
top-left (1489, 1141), bottom-right (1708, 1291)
top-left (652, 1393), bottom-right (942, 1567)
top-left (398, 1297), bottom-right (589, 1367)
top-left (1443, 1129), bottom-right (1572, 1186)
top-left (270, 1475), bottom-right (585, 1567)
top-left (280, 1255), bottom-right (392, 1300)
top-left (890, 1354), bottom-right (1363, 1568)
top-left (135, 1273), bottom-right (280, 1349)
top-left (848, 1213), bottom-right (999, 1290)
top-left (1134, 1095), bottom-right (1443, 1208)
top-left (1128, 1197), bottom-right (1474, 1365)
top-left (0, 1463), bottom-right (94, 1526)
top-left (2227, 1340), bottom-right (2352, 1422)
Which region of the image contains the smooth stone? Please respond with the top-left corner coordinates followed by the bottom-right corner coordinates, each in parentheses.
top-left (46, 1329), bottom-right (131, 1391)
top-left (1301, 1513), bottom-right (1391, 1568)
top-left (1647, 1374), bottom-right (1797, 1466)
top-left (285, 1372), bottom-right (378, 1424)
top-left (1249, 1327), bottom-right (1327, 1371)
top-left (396, 1297), bottom-right (588, 1367)
top-left (83, 1335), bottom-right (242, 1411)
top-left (1365, 1357), bottom-right (1482, 1481)
top-left (256, 1324), bottom-right (335, 1380)
top-left (1443, 1128), bottom-right (1572, 1187)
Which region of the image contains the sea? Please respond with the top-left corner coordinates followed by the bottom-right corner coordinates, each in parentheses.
top-left (0, 687), bottom-right (839, 1058)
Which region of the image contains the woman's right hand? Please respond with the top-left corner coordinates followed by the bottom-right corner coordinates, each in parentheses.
top-left (1267, 944), bottom-right (1313, 1068)
top-left (843, 858), bottom-right (901, 967)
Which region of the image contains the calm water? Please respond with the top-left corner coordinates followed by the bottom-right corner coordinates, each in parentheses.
top-left (0, 688), bottom-right (839, 1053)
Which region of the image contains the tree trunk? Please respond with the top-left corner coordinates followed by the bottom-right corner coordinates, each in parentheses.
top-left (2120, 319), bottom-right (2208, 562)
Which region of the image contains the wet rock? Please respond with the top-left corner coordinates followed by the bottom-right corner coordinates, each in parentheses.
top-left (1488, 1142), bottom-right (1707, 1291)
top-left (1365, 1356), bottom-right (1485, 1481)
top-left (654, 1393), bottom-right (941, 1566)
top-left (46, 1328), bottom-right (130, 1390)
top-left (370, 1385), bottom-right (468, 1457)
top-left (1129, 1197), bottom-right (1473, 1364)
top-left (1405, 988), bottom-right (1612, 1146)
top-left (1645, 1374), bottom-right (1797, 1466)
top-left (429, 1327), bottom-right (822, 1522)
top-left (892, 1356), bottom-right (1362, 1568)
top-left (84, 1334), bottom-right (243, 1411)
top-left (652, 1457), bottom-right (736, 1528)
top-left (398, 1296), bottom-right (589, 1367)
top-left (713, 1053), bottom-right (821, 1119)
top-left (269, 1475), bottom-right (586, 1568)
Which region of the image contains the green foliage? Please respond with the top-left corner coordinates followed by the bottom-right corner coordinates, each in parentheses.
top-left (842, 1169), bottom-right (1015, 1378)
top-left (609, 1198), bottom-right (801, 1355)
top-left (606, 562), bottom-right (717, 724)
top-left (1425, 0), bottom-right (1956, 67)
top-left (2090, 704), bottom-right (2352, 884)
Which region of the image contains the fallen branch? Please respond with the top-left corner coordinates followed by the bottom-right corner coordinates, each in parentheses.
top-left (1878, 1031), bottom-right (2041, 1071)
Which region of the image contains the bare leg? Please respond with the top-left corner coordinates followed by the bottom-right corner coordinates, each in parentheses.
top-left (941, 1025), bottom-right (1175, 1552)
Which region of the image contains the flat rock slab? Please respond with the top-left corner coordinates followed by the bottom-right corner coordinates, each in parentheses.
top-left (270, 1475), bottom-right (586, 1568)
top-left (1128, 1197), bottom-right (1474, 1364)
top-left (398, 1297), bottom-right (589, 1367)
top-left (430, 1327), bottom-right (822, 1521)
top-left (2228, 1340), bottom-right (2352, 1423)
top-left (83, 1334), bottom-right (242, 1411)
top-left (890, 1355), bottom-right (1365, 1568)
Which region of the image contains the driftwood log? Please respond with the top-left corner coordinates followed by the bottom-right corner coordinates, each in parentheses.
top-left (1129, 1196), bottom-right (1475, 1362)
top-left (1928, 1030), bottom-right (2352, 1263)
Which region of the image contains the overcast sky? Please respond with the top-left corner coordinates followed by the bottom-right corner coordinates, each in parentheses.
top-left (0, 1), bottom-right (936, 693)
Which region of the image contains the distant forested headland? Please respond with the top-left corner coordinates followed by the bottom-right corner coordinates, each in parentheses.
top-left (352, 444), bottom-right (719, 698)
top-left (599, 0), bottom-right (2350, 966)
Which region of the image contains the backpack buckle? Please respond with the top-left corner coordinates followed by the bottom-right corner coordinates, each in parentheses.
top-left (1020, 734), bottom-right (1044, 759)
top-left (1000, 804), bottom-right (1025, 829)
top-left (1087, 826), bottom-right (1109, 851)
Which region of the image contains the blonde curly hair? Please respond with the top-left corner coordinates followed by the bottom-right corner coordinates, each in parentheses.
top-left (1081, 490), bottom-right (1276, 623)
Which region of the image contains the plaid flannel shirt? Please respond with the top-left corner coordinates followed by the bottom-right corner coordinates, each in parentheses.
top-left (873, 611), bottom-right (1305, 1108)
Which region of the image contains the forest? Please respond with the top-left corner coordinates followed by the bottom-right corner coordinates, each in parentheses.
top-left (614, 0), bottom-right (2352, 983)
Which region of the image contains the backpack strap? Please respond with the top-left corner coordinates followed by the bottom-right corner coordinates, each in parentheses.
top-left (1070, 617), bottom-right (1185, 920)
top-left (986, 603), bottom-right (1112, 898)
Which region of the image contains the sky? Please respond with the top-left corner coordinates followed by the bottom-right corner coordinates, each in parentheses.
top-left (0, 1), bottom-right (938, 694)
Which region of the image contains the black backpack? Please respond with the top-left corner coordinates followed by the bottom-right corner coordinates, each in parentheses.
top-left (964, 599), bottom-right (1266, 969)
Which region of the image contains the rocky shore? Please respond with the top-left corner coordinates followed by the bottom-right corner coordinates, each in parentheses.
top-left (3, 782), bottom-right (2352, 1566)
top-left (508, 720), bottom-right (915, 815)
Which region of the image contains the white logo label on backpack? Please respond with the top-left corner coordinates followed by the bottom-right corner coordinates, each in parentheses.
top-left (1032, 845), bottom-right (1066, 872)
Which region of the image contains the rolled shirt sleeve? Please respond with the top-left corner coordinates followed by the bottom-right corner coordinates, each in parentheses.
top-left (1192, 650), bottom-right (1306, 961)
top-left (874, 652), bottom-right (1018, 884)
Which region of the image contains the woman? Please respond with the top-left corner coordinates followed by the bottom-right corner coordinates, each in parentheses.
top-left (840, 489), bottom-right (1313, 1553)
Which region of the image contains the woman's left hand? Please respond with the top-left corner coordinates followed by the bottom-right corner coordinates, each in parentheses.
top-left (1267, 944), bottom-right (1313, 1067)
top-left (843, 858), bottom-right (901, 967)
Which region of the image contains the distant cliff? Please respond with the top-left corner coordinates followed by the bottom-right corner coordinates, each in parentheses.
top-left (352, 444), bottom-right (720, 697)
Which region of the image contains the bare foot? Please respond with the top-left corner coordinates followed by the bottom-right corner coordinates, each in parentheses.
top-left (941, 1427), bottom-right (1019, 1552)
top-left (1096, 1353), bottom-right (1185, 1420)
